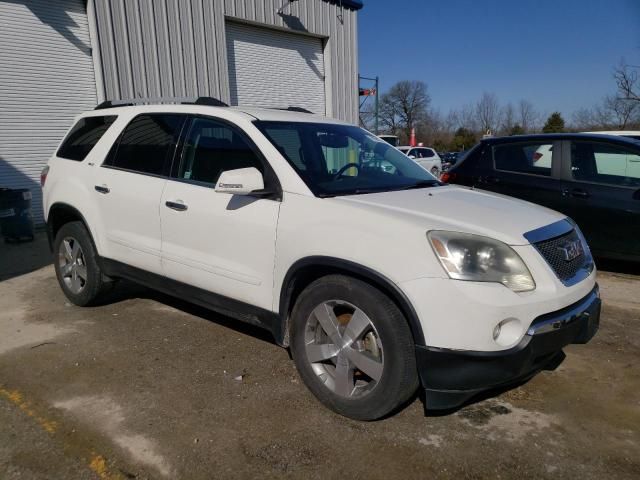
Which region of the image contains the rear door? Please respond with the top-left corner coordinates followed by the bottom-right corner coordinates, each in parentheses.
top-left (94, 113), bottom-right (186, 274)
top-left (159, 115), bottom-right (281, 310)
top-left (560, 139), bottom-right (640, 259)
top-left (476, 139), bottom-right (566, 212)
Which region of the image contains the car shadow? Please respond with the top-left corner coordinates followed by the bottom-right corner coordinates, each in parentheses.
top-left (0, 230), bottom-right (52, 282)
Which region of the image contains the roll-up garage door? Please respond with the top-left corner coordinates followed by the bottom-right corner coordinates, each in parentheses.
top-left (226, 22), bottom-right (326, 115)
top-left (0, 0), bottom-right (97, 223)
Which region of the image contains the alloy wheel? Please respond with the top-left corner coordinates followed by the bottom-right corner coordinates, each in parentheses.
top-left (58, 237), bottom-right (87, 294)
top-left (304, 300), bottom-right (384, 398)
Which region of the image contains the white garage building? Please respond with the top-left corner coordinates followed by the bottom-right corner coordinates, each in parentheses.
top-left (0, 0), bottom-right (362, 222)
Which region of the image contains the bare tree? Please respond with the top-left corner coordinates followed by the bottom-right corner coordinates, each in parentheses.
top-left (475, 92), bottom-right (501, 135)
top-left (572, 107), bottom-right (600, 130)
top-left (614, 60), bottom-right (640, 103)
top-left (500, 103), bottom-right (516, 134)
top-left (417, 109), bottom-right (459, 149)
top-left (451, 103), bottom-right (478, 132)
top-left (379, 80), bottom-right (430, 140)
top-left (604, 95), bottom-right (639, 129)
top-left (378, 96), bottom-right (402, 136)
top-left (518, 100), bottom-right (538, 132)
top-left (572, 95), bottom-right (639, 130)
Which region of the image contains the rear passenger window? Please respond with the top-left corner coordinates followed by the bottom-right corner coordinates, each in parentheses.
top-left (57, 116), bottom-right (117, 160)
top-left (177, 118), bottom-right (263, 185)
top-left (421, 149), bottom-right (434, 158)
top-left (106, 114), bottom-right (185, 176)
top-left (571, 141), bottom-right (640, 187)
top-left (493, 142), bottom-right (553, 176)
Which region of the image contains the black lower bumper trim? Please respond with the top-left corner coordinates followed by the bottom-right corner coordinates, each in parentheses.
top-left (417, 285), bottom-right (601, 410)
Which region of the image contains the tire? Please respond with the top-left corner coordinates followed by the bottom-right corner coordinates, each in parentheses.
top-left (53, 221), bottom-right (111, 306)
top-left (290, 275), bottom-right (418, 420)
top-left (430, 166), bottom-right (440, 177)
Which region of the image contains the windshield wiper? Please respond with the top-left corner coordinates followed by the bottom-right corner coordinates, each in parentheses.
top-left (318, 181), bottom-right (441, 197)
top-left (397, 180), bottom-right (441, 191)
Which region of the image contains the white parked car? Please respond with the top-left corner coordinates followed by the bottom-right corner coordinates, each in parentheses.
top-left (397, 146), bottom-right (443, 177)
top-left (42, 98), bottom-right (600, 420)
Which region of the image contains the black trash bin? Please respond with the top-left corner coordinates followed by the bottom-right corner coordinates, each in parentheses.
top-left (0, 188), bottom-right (35, 242)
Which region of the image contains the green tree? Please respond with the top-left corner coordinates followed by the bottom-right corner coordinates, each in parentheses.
top-left (542, 112), bottom-right (565, 133)
top-left (509, 124), bottom-right (525, 135)
top-left (450, 128), bottom-right (477, 151)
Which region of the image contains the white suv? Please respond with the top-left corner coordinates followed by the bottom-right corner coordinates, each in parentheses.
top-left (397, 146), bottom-right (443, 177)
top-left (42, 98), bottom-right (600, 420)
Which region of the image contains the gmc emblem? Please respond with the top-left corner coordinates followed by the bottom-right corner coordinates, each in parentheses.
top-left (558, 239), bottom-right (584, 262)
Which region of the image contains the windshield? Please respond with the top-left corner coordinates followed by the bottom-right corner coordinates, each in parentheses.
top-left (255, 121), bottom-right (439, 197)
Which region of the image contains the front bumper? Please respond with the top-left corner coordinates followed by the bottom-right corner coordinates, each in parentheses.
top-left (416, 285), bottom-right (601, 410)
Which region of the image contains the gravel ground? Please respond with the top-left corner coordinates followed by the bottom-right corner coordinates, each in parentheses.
top-left (0, 234), bottom-right (639, 479)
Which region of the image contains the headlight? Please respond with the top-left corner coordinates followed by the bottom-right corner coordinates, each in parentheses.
top-left (428, 231), bottom-right (535, 292)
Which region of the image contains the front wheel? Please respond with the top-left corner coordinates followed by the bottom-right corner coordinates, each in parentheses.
top-left (290, 275), bottom-right (418, 420)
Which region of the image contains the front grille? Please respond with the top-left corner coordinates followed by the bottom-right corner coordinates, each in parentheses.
top-left (533, 229), bottom-right (591, 283)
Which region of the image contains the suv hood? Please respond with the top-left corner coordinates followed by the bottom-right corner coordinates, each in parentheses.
top-left (336, 185), bottom-right (565, 245)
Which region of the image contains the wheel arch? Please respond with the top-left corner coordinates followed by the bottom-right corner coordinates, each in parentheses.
top-left (47, 203), bottom-right (100, 255)
top-left (277, 256), bottom-right (426, 348)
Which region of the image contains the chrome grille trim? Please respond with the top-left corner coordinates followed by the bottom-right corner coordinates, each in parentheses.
top-left (525, 219), bottom-right (594, 287)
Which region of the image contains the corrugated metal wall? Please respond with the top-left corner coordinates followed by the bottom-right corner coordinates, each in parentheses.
top-left (93, 0), bottom-right (359, 123)
top-left (0, 0), bottom-right (97, 223)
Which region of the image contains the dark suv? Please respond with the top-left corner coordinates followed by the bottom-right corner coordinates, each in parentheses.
top-left (443, 134), bottom-right (640, 261)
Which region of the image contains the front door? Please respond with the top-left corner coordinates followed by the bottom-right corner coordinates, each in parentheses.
top-left (561, 139), bottom-right (640, 259)
top-left (159, 116), bottom-right (281, 310)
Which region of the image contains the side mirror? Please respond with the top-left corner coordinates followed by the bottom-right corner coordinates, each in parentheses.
top-left (408, 155), bottom-right (416, 160)
top-left (215, 167), bottom-right (264, 195)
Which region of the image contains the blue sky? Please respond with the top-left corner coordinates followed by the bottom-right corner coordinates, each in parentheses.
top-left (358, 0), bottom-right (640, 119)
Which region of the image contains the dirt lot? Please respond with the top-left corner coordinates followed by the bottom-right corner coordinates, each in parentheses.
top-left (0, 234), bottom-right (639, 479)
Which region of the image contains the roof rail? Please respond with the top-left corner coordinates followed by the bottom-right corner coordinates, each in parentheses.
top-left (94, 96), bottom-right (229, 110)
top-left (274, 106), bottom-right (314, 114)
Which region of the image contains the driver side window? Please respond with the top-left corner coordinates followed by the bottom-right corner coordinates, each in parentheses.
top-left (177, 117), bottom-right (263, 186)
top-left (571, 141), bottom-right (640, 186)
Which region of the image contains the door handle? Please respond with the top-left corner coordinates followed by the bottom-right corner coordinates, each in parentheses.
top-left (563, 188), bottom-right (590, 199)
top-left (482, 175), bottom-right (500, 184)
top-left (165, 200), bottom-right (188, 211)
top-left (94, 185), bottom-right (110, 194)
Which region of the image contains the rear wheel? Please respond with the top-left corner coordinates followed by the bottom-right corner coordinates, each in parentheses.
top-left (53, 221), bottom-right (111, 306)
top-left (430, 166), bottom-right (440, 177)
top-left (290, 275), bottom-right (418, 420)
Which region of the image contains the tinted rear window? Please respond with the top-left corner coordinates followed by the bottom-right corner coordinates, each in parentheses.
top-left (493, 141), bottom-right (553, 176)
top-left (57, 116), bottom-right (117, 161)
top-left (106, 114), bottom-right (185, 176)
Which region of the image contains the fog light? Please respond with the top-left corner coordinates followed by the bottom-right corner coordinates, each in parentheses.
top-left (492, 318), bottom-right (523, 347)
